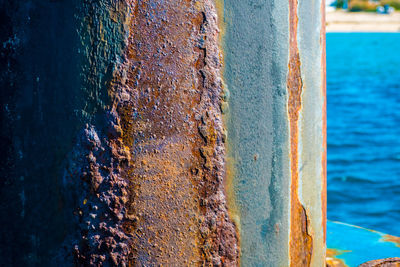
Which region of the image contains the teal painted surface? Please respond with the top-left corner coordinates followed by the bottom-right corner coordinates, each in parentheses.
top-left (223, 0), bottom-right (290, 265)
top-left (223, 0), bottom-right (325, 265)
top-left (298, 0), bottom-right (326, 264)
top-left (327, 221), bottom-right (400, 266)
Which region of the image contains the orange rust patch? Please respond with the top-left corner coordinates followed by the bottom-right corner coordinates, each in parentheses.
top-left (382, 235), bottom-right (400, 247)
top-left (359, 257), bottom-right (400, 267)
top-left (106, 0), bottom-right (238, 265)
top-left (326, 249), bottom-right (350, 267)
top-left (287, 0), bottom-right (313, 266)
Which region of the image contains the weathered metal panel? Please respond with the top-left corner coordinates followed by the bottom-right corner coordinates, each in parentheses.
top-left (223, 0), bottom-right (291, 265)
top-left (66, 0), bottom-right (239, 265)
top-left (298, 0), bottom-right (327, 265)
top-left (222, 0), bottom-right (326, 266)
top-left (0, 0), bottom-right (83, 265)
top-left (1, 0), bottom-right (239, 265)
top-left (1, 0), bottom-right (325, 266)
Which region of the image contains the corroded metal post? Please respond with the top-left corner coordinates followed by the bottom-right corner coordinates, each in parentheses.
top-left (223, 0), bottom-right (326, 266)
top-left (0, 0), bottom-right (325, 266)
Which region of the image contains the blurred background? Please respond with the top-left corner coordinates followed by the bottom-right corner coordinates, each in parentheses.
top-left (326, 0), bottom-right (400, 236)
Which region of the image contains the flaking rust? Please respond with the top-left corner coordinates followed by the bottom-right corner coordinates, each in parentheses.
top-left (326, 249), bottom-right (349, 267)
top-left (382, 235), bottom-right (400, 247)
top-left (63, 0), bottom-right (238, 266)
top-left (287, 0), bottom-right (313, 265)
top-left (359, 258), bottom-right (400, 267)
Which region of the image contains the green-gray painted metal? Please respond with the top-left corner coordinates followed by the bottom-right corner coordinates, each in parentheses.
top-left (223, 0), bottom-right (325, 266)
top-left (224, 1), bottom-right (290, 265)
top-left (298, 0), bottom-right (326, 264)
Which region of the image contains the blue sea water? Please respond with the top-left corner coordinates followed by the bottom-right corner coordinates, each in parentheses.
top-left (327, 33), bottom-right (400, 236)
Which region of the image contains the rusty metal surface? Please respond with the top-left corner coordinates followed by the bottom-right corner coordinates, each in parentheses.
top-left (359, 258), bottom-right (400, 267)
top-left (297, 0), bottom-right (327, 265)
top-left (63, 0), bottom-right (239, 266)
top-left (287, 0), bottom-right (313, 265)
top-left (223, 0), bottom-right (325, 266)
top-left (326, 249), bottom-right (350, 267)
top-left (383, 235), bottom-right (400, 247)
top-left (1, 0), bottom-right (325, 265)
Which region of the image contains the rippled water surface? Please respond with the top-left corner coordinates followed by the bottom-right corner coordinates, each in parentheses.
top-left (327, 33), bottom-right (400, 236)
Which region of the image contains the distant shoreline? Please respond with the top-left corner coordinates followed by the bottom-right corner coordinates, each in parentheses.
top-left (326, 10), bottom-right (400, 32)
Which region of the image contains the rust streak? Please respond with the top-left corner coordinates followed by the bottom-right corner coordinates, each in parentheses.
top-left (326, 249), bottom-right (350, 267)
top-left (287, 0), bottom-right (313, 265)
top-left (382, 235), bottom-right (400, 248)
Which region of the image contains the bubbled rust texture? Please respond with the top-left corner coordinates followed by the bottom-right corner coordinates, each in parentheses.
top-left (61, 0), bottom-right (239, 266)
top-left (287, 0), bottom-right (313, 265)
top-left (359, 258), bottom-right (400, 267)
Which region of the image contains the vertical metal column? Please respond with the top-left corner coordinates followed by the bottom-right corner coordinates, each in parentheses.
top-left (0, 0), bottom-right (325, 266)
top-left (222, 0), bottom-right (326, 266)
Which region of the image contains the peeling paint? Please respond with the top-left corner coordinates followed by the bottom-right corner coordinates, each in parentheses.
top-left (287, 0), bottom-right (314, 265)
top-left (326, 249), bottom-right (350, 267)
top-left (1, 0), bottom-right (325, 265)
top-left (382, 235), bottom-right (400, 248)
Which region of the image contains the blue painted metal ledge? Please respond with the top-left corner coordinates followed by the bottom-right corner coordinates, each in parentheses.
top-left (327, 220), bottom-right (400, 266)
